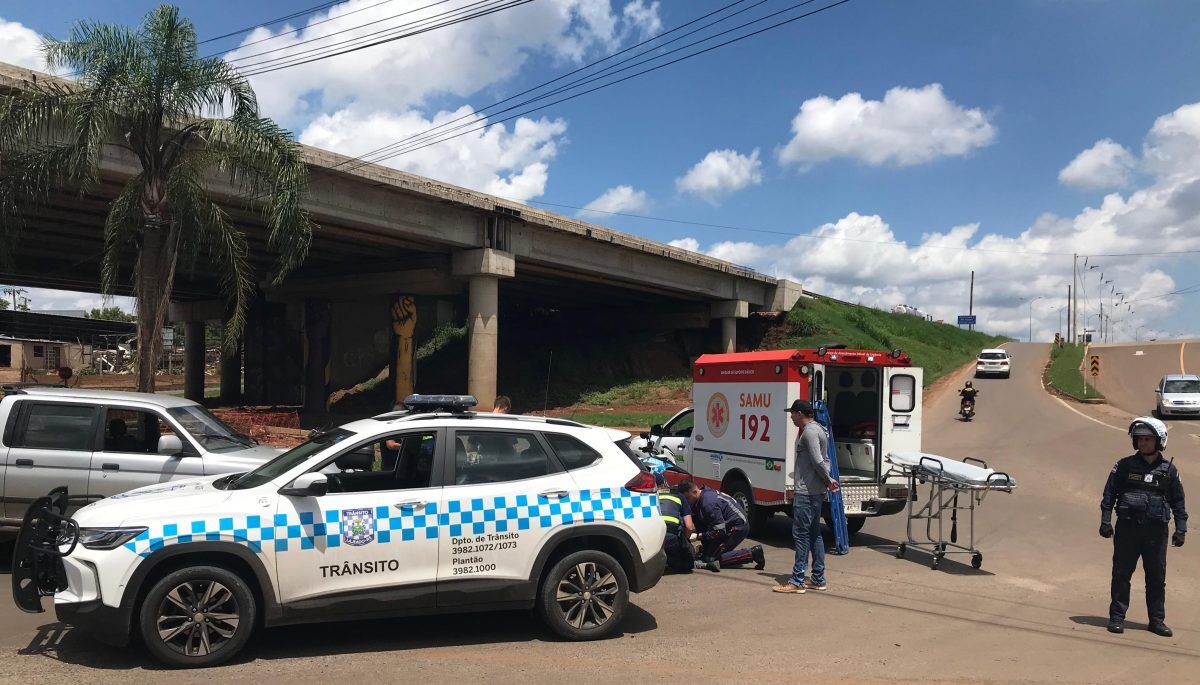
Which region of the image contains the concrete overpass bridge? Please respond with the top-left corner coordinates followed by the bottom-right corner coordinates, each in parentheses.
top-left (0, 63), bottom-right (800, 412)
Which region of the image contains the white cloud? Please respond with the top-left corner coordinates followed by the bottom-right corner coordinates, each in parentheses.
top-left (668, 237), bottom-right (700, 253)
top-left (225, 0), bottom-right (661, 128)
top-left (579, 185), bottom-right (649, 217)
top-left (300, 106), bottom-right (567, 202)
top-left (675, 102), bottom-right (1200, 342)
top-left (0, 17), bottom-right (47, 71)
top-left (675, 148), bottom-right (762, 204)
top-left (778, 83), bottom-right (996, 168)
top-left (1058, 138), bottom-right (1136, 190)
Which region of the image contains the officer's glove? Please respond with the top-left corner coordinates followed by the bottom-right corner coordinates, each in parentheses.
top-left (1172, 531), bottom-right (1185, 547)
top-left (1099, 522), bottom-right (1114, 539)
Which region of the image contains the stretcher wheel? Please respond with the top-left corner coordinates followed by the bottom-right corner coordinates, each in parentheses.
top-left (971, 553), bottom-right (983, 569)
top-left (896, 543), bottom-right (906, 559)
top-left (931, 552), bottom-right (943, 570)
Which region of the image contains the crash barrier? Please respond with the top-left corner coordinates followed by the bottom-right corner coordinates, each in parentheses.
top-left (885, 452), bottom-right (1016, 571)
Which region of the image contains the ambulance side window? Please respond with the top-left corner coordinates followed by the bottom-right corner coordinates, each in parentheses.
top-left (890, 375), bottom-right (916, 412)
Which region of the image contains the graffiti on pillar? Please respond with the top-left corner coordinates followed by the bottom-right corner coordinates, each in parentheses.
top-left (392, 296), bottom-right (417, 403)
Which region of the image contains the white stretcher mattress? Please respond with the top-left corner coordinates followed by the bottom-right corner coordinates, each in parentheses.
top-left (885, 452), bottom-right (1017, 488)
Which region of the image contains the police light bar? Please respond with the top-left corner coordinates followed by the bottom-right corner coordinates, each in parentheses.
top-left (402, 394), bottom-right (478, 413)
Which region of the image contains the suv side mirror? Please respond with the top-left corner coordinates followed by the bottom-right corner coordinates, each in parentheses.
top-left (280, 472), bottom-right (327, 498)
top-left (157, 435), bottom-right (184, 456)
top-left (649, 424), bottom-right (664, 437)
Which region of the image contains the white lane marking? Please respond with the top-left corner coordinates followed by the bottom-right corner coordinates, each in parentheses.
top-left (1041, 362), bottom-right (1123, 431)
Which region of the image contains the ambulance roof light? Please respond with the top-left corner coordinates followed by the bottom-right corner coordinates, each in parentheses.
top-left (817, 343), bottom-right (847, 357)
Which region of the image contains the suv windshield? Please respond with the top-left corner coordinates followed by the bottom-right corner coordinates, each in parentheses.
top-left (229, 429), bottom-right (356, 490)
top-left (1165, 380), bottom-right (1200, 394)
top-left (167, 406), bottom-right (254, 453)
top-left (979, 352), bottom-right (1007, 360)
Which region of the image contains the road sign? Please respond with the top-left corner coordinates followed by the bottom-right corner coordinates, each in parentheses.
top-left (957, 315), bottom-right (977, 325)
top-left (1089, 355), bottom-right (1101, 377)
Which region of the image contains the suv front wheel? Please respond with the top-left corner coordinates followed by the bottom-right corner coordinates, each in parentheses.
top-left (138, 565), bottom-right (257, 668)
top-left (538, 550), bottom-right (629, 641)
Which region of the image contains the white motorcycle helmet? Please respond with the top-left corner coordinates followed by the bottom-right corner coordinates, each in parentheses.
top-left (1128, 416), bottom-right (1169, 451)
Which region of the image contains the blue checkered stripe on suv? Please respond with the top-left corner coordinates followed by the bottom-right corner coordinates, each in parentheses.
top-left (121, 488), bottom-right (657, 557)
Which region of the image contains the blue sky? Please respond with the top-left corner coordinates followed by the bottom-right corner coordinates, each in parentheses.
top-left (2, 0), bottom-right (1198, 341)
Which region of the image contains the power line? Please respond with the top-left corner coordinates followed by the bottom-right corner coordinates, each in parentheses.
top-left (199, 0), bottom-right (384, 45)
top-left (226, 0), bottom-right (499, 69)
top-left (240, 0), bottom-right (534, 77)
top-left (201, 0), bottom-right (410, 53)
top-left (343, 0), bottom-right (767, 167)
top-left (360, 0), bottom-right (855, 166)
top-left (1082, 249), bottom-right (1200, 257)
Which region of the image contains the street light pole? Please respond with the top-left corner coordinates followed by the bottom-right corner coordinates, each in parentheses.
top-left (1029, 296), bottom-right (1042, 343)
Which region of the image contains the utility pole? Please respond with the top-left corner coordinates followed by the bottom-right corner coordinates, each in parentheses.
top-left (1066, 284), bottom-right (1072, 343)
top-left (968, 270), bottom-right (975, 332)
top-left (1071, 254), bottom-right (1078, 344)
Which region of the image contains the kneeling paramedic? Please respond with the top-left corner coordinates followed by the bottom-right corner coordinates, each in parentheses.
top-left (679, 480), bottom-right (765, 570)
top-left (1100, 417), bottom-right (1187, 637)
top-left (656, 475), bottom-right (718, 573)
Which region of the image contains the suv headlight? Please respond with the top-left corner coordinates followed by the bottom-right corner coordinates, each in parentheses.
top-left (78, 527), bottom-right (147, 550)
top-left (1163, 399), bottom-right (1174, 406)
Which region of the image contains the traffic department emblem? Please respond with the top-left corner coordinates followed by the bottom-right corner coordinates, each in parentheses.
top-left (707, 392), bottom-right (730, 438)
top-left (342, 508), bottom-right (376, 546)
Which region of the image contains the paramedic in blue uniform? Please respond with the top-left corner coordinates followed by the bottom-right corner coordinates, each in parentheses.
top-left (1100, 417), bottom-right (1187, 636)
top-left (657, 476), bottom-right (718, 573)
top-left (679, 480), bottom-right (765, 570)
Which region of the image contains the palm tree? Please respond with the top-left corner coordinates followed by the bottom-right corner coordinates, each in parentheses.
top-left (0, 5), bottom-right (314, 391)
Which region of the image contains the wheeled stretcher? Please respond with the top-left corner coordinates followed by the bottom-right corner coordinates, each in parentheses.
top-left (884, 452), bottom-right (1016, 570)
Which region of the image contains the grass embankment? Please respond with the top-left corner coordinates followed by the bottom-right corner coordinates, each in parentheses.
top-left (1044, 343), bottom-right (1104, 400)
top-left (556, 378), bottom-right (689, 428)
top-left (782, 296), bottom-right (1010, 386)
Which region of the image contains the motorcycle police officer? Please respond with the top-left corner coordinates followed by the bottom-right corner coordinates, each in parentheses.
top-left (656, 476), bottom-right (719, 573)
top-left (1100, 416), bottom-right (1187, 636)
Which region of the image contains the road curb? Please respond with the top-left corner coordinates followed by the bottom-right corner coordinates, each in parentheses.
top-left (1041, 357), bottom-right (1107, 405)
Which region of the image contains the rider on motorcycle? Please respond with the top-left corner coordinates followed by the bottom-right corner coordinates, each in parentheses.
top-left (959, 381), bottom-right (979, 413)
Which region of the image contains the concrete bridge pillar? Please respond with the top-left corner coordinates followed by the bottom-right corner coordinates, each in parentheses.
top-left (712, 300), bottom-right (749, 353)
top-left (453, 248), bottom-right (516, 410)
top-left (220, 341), bottom-right (242, 406)
top-left (184, 321), bottom-right (206, 402)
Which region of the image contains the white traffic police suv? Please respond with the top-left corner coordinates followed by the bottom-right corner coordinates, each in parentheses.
top-left (12, 396), bottom-right (666, 667)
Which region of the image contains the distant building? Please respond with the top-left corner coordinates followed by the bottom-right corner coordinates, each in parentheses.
top-left (0, 310), bottom-right (136, 382)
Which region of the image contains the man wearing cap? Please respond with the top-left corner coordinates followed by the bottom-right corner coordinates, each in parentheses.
top-left (1100, 416), bottom-right (1187, 636)
top-left (774, 399), bottom-right (840, 594)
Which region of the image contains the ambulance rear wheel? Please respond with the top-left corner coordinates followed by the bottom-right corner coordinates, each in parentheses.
top-left (138, 565), bottom-right (257, 668)
top-left (538, 550), bottom-right (629, 641)
top-left (724, 480), bottom-right (767, 534)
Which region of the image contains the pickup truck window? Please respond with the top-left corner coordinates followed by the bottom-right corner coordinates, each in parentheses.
top-left (17, 403), bottom-right (97, 451)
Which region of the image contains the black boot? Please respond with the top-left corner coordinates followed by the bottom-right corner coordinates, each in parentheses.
top-left (1107, 619), bottom-right (1124, 634)
top-left (1149, 622), bottom-right (1173, 637)
top-left (752, 545), bottom-right (765, 570)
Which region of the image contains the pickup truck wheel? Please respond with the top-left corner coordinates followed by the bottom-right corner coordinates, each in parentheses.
top-left (138, 565), bottom-right (256, 668)
top-left (538, 550), bottom-right (628, 641)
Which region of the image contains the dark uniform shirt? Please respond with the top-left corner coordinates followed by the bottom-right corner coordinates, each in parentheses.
top-left (959, 388), bottom-right (979, 401)
top-left (658, 492), bottom-right (691, 533)
top-left (1101, 453), bottom-right (1187, 532)
top-left (692, 487), bottom-right (747, 538)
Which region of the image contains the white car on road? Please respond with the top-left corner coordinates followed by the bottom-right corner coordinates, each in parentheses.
top-left (12, 395), bottom-right (665, 667)
top-left (1155, 374), bottom-right (1200, 417)
top-left (975, 349), bottom-right (1012, 379)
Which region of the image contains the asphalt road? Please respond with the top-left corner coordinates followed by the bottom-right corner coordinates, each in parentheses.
top-left (1, 345), bottom-right (1196, 684)
top-left (1091, 339), bottom-right (1200, 443)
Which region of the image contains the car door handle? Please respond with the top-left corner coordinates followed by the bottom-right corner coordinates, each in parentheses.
top-left (102, 463), bottom-right (120, 471)
top-left (394, 500), bottom-right (427, 510)
top-left (14, 458), bottom-right (33, 467)
top-left (539, 490), bottom-right (569, 499)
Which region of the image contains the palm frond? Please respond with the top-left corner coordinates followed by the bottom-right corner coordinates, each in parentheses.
top-left (100, 175), bottom-right (143, 296)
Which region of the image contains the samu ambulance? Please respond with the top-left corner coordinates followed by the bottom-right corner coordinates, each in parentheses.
top-left (675, 347), bottom-right (920, 534)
